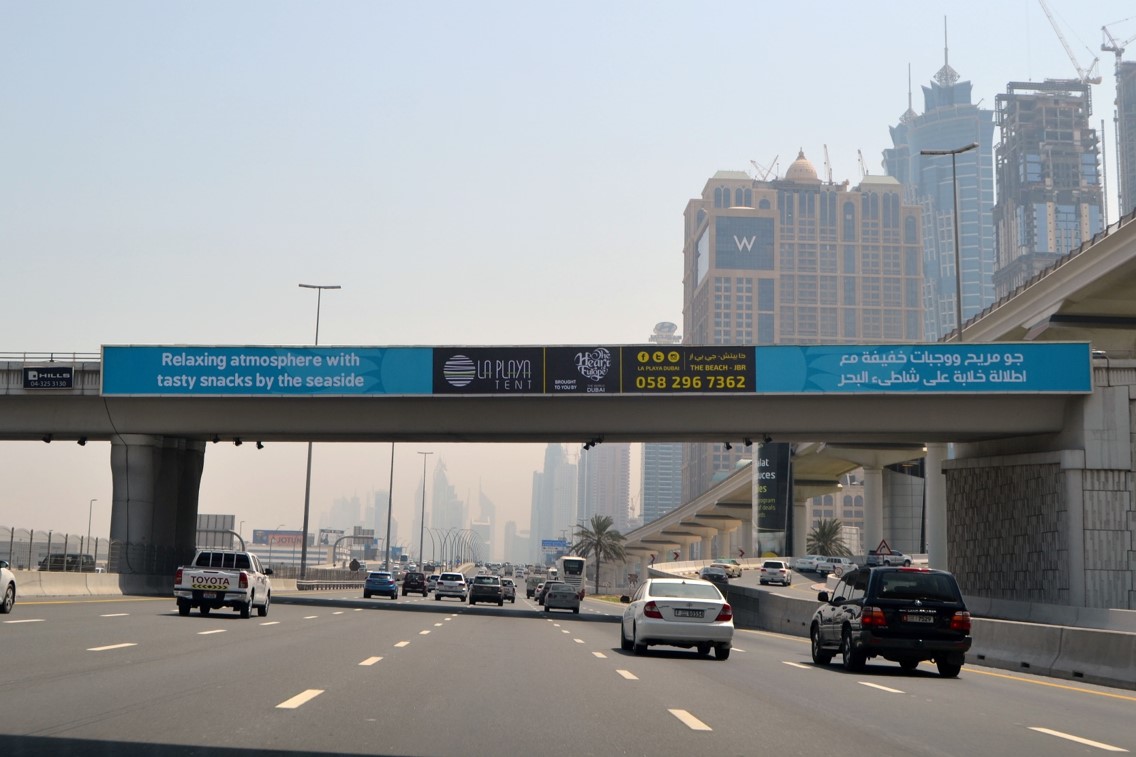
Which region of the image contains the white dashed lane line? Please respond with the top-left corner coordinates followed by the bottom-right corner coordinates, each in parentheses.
top-left (668, 709), bottom-right (712, 731)
top-left (3, 619), bottom-right (45, 624)
top-left (859, 682), bottom-right (904, 694)
top-left (574, 639), bottom-right (585, 644)
top-left (1029, 728), bottom-right (1128, 752)
top-left (394, 641), bottom-right (410, 648)
top-left (303, 616), bottom-right (318, 620)
top-left (260, 621), bottom-right (280, 626)
top-left (197, 629), bottom-right (226, 636)
top-left (276, 690), bottom-right (324, 709)
top-left (593, 652), bottom-right (607, 659)
top-left (419, 630), bottom-right (430, 635)
top-left (87, 643), bottom-right (137, 652)
top-left (100, 613), bottom-right (129, 618)
top-left (359, 657), bottom-right (383, 666)
top-left (616, 670), bottom-right (638, 680)
top-left (782, 661), bottom-right (811, 670)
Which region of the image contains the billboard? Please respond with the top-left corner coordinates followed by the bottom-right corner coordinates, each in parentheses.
top-left (752, 443), bottom-right (791, 556)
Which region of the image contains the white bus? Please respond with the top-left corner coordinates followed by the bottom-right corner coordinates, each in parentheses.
top-left (556, 555), bottom-right (587, 599)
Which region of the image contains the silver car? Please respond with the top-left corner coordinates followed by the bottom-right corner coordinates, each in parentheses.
top-left (543, 582), bottom-right (581, 613)
top-left (1, 559), bottom-right (15, 614)
top-left (620, 577), bottom-right (734, 660)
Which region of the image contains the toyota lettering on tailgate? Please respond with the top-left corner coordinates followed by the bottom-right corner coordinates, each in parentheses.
top-left (191, 576), bottom-right (231, 589)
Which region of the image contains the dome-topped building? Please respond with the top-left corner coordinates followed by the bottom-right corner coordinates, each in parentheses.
top-left (784, 149), bottom-right (820, 183)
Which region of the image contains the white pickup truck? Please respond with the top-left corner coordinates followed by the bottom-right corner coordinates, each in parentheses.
top-left (174, 549), bottom-right (273, 618)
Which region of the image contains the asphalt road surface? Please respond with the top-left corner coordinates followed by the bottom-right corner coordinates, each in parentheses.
top-left (2, 590), bottom-right (1134, 756)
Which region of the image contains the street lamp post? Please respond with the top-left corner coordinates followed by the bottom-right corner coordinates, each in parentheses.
top-left (920, 142), bottom-right (978, 342)
top-left (86, 498), bottom-right (97, 556)
top-left (417, 451), bottom-right (433, 564)
top-left (298, 283), bottom-right (341, 580)
top-left (384, 442), bottom-right (395, 570)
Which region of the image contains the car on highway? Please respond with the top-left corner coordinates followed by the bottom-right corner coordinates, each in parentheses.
top-left (816, 555), bottom-right (857, 576)
top-left (501, 578), bottom-right (517, 602)
top-left (426, 574), bottom-right (440, 593)
top-left (698, 566), bottom-right (730, 588)
top-left (402, 571), bottom-right (429, 597)
top-left (364, 571), bottom-right (398, 600)
top-left (544, 582), bottom-right (581, 613)
top-left (792, 554), bottom-right (822, 572)
top-left (1, 559), bottom-right (15, 614)
top-left (434, 571), bottom-right (468, 601)
top-left (710, 558), bottom-right (743, 578)
top-left (866, 551), bottom-right (913, 567)
top-left (469, 574), bottom-right (505, 606)
top-left (621, 578), bottom-right (734, 659)
top-left (758, 559), bottom-right (792, 586)
top-left (536, 580), bottom-right (565, 606)
top-left (810, 566), bottom-right (972, 677)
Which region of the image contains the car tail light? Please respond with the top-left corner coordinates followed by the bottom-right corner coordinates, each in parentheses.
top-left (714, 603), bottom-right (733, 622)
top-left (239, 571), bottom-right (249, 589)
top-left (950, 611), bottom-right (971, 633)
top-left (644, 601), bottom-right (663, 619)
top-left (861, 606), bottom-right (888, 628)
top-left (175, 568), bottom-right (182, 584)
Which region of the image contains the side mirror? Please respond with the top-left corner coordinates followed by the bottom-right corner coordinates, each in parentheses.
top-left (817, 591), bottom-right (829, 603)
top-left (619, 595), bottom-right (631, 604)
top-left (264, 568), bottom-right (274, 575)
top-left (0, 560), bottom-right (8, 570)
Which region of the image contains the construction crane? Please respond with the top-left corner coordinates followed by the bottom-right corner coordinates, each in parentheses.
top-left (823, 145), bottom-right (833, 184)
top-left (1038, 0), bottom-right (1102, 85)
top-left (857, 149), bottom-right (869, 178)
top-left (749, 156), bottom-right (779, 181)
top-left (1101, 19), bottom-right (1136, 69)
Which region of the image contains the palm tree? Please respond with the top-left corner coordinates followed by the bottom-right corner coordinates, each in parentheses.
top-left (571, 514), bottom-right (627, 595)
top-left (807, 518), bottom-right (851, 557)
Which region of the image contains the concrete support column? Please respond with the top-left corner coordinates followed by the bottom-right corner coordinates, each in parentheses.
top-left (924, 443), bottom-right (948, 570)
top-left (641, 554), bottom-right (652, 581)
top-left (792, 495), bottom-right (808, 558)
top-left (862, 465), bottom-right (884, 556)
top-left (701, 533), bottom-right (713, 560)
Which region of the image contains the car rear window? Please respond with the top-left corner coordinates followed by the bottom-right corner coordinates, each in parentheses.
top-left (650, 582), bottom-right (722, 600)
top-left (440, 573), bottom-right (463, 581)
top-left (763, 561), bottom-right (786, 569)
top-left (474, 576), bottom-right (499, 585)
top-left (194, 552), bottom-right (252, 570)
top-left (876, 572), bottom-right (960, 602)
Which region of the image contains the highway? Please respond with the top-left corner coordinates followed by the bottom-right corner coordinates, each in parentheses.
top-left (2, 591), bottom-right (1135, 756)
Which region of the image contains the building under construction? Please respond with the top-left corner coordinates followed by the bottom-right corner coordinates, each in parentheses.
top-left (992, 80), bottom-right (1104, 298)
top-left (1117, 60), bottom-right (1136, 217)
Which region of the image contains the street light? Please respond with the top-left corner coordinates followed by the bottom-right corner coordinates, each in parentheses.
top-left (384, 442), bottom-right (395, 570)
top-left (86, 498), bottom-right (97, 556)
top-left (417, 451), bottom-right (433, 564)
top-left (298, 283), bottom-right (341, 581)
top-left (920, 142), bottom-right (978, 342)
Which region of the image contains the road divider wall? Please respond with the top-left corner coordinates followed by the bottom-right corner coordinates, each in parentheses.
top-left (13, 570), bottom-right (299, 598)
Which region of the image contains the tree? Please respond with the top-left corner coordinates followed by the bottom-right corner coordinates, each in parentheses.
top-left (571, 514), bottom-right (627, 595)
top-left (807, 518), bottom-right (851, 557)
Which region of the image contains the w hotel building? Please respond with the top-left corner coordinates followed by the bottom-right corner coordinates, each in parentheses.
top-left (680, 152), bottom-right (925, 500)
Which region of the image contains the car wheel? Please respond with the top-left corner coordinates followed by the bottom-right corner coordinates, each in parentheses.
top-left (402, 591), bottom-right (407, 597)
top-left (434, 594), bottom-right (440, 600)
top-left (620, 622), bottom-right (634, 651)
top-left (200, 605), bottom-right (211, 616)
top-left (364, 591), bottom-right (372, 599)
top-left (810, 625), bottom-right (833, 665)
top-left (177, 600), bottom-right (190, 617)
top-left (544, 605), bottom-right (550, 612)
top-left (899, 659), bottom-right (919, 671)
top-left (936, 660), bottom-right (962, 678)
top-left (469, 598), bottom-right (475, 605)
top-left (572, 607), bottom-right (579, 614)
top-left (632, 625), bottom-right (647, 656)
top-left (696, 643), bottom-right (711, 657)
top-left (759, 580), bottom-right (767, 585)
top-left (240, 600), bottom-right (251, 619)
top-left (714, 643), bottom-right (731, 661)
top-left (0, 584), bottom-right (13, 614)
top-left (841, 628), bottom-right (866, 672)
top-left (498, 600), bottom-right (503, 607)
top-left (258, 594), bottom-right (270, 617)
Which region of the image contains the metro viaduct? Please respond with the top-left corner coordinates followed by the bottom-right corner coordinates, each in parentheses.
top-left (3, 212), bottom-right (1136, 610)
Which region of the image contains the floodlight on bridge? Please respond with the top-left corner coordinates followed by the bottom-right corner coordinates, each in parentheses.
top-left (42, 434), bottom-right (51, 443)
top-left (256, 441), bottom-right (264, 449)
top-left (78, 436), bottom-right (87, 446)
top-left (234, 438), bottom-right (242, 446)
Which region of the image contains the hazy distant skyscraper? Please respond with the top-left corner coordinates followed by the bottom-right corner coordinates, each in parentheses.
top-left (884, 44), bottom-right (996, 340)
top-left (681, 152), bottom-right (924, 499)
top-left (992, 80), bottom-right (1103, 297)
top-left (641, 322), bottom-right (683, 524)
top-left (530, 444), bottom-right (577, 561)
top-left (578, 442), bottom-right (631, 533)
top-left (1116, 61), bottom-right (1136, 217)
top-left (429, 459), bottom-right (466, 531)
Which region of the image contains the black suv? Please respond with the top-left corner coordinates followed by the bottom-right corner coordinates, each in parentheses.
top-left (401, 571), bottom-right (428, 597)
top-left (810, 566), bottom-right (971, 677)
top-left (468, 575), bottom-right (504, 606)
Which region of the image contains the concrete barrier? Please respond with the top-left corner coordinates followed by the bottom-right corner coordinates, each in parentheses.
top-left (969, 619), bottom-right (1063, 678)
top-left (13, 571), bottom-right (299, 599)
top-left (1051, 626), bottom-right (1136, 689)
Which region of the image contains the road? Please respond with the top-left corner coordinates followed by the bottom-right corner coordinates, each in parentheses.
top-left (2, 590), bottom-right (1135, 756)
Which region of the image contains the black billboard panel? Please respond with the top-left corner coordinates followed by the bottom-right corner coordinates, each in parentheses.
top-left (620, 346), bottom-right (754, 393)
top-left (432, 347), bottom-right (544, 394)
top-left (23, 366), bottom-right (74, 389)
top-left (546, 347), bottom-right (620, 394)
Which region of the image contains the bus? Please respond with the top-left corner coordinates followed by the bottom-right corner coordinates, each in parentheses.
top-left (556, 555), bottom-right (587, 599)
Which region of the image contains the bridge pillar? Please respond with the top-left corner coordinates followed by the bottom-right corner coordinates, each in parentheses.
top-left (792, 495), bottom-right (808, 558)
top-left (700, 534), bottom-right (713, 559)
top-left (924, 443), bottom-right (948, 569)
top-left (109, 435), bottom-right (205, 573)
top-left (862, 465), bottom-right (883, 556)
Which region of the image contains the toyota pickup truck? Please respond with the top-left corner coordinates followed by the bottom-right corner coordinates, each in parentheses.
top-left (174, 549), bottom-right (273, 618)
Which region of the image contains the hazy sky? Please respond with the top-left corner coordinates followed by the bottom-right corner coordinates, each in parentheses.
top-left (3, 1), bottom-right (1133, 553)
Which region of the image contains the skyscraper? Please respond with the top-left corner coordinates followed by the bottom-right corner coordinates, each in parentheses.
top-left (1116, 61), bottom-right (1136, 217)
top-left (992, 80), bottom-right (1104, 297)
top-left (529, 443), bottom-right (577, 561)
top-left (885, 49), bottom-right (996, 340)
top-left (641, 322), bottom-right (683, 524)
top-left (578, 442), bottom-right (631, 533)
top-left (681, 154), bottom-right (925, 499)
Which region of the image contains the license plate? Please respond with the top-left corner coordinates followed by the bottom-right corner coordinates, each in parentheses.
top-left (202, 592), bottom-right (217, 599)
top-left (903, 614), bottom-right (934, 624)
top-left (673, 608), bottom-right (704, 618)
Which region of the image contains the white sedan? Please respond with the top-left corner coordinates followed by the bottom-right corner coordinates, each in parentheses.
top-left (620, 577), bottom-right (734, 660)
top-left (1, 559), bottom-right (15, 614)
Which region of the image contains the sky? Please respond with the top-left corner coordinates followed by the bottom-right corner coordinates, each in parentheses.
top-left (3, 1), bottom-right (1135, 555)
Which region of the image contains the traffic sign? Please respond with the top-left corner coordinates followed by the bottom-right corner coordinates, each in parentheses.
top-left (737, 548), bottom-right (745, 558)
top-left (876, 539), bottom-right (892, 556)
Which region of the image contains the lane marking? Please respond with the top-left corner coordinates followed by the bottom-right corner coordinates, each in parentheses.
top-left (968, 669), bottom-right (1136, 703)
top-left (731, 647), bottom-right (746, 652)
top-left (260, 621), bottom-right (280, 626)
top-left (100, 613), bottom-right (129, 618)
top-left (395, 641), bottom-right (410, 647)
top-left (303, 615), bottom-right (318, 619)
top-left (333, 611), bottom-right (344, 615)
top-left (574, 639), bottom-right (585, 644)
top-left (276, 689), bottom-right (324, 709)
top-left (668, 709), bottom-right (712, 731)
top-left (419, 630), bottom-right (431, 635)
top-left (434, 623), bottom-right (444, 627)
top-left (592, 652), bottom-right (607, 659)
top-left (782, 661), bottom-right (812, 670)
top-left (3, 619), bottom-right (45, 624)
top-left (616, 669), bottom-right (639, 680)
top-left (354, 608), bottom-right (362, 612)
top-left (553, 623), bottom-right (561, 627)
top-left (197, 630), bottom-right (227, 636)
top-left (359, 657), bottom-right (383, 666)
top-left (87, 643), bottom-right (137, 651)
top-left (561, 630), bottom-right (570, 634)
top-left (1029, 727), bottom-right (1128, 752)
top-left (859, 682), bottom-right (904, 694)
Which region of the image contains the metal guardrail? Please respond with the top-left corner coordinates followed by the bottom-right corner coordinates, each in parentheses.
top-left (0, 352), bottom-right (100, 363)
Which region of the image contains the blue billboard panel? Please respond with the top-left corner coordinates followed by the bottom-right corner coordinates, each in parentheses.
top-left (101, 346), bottom-right (433, 396)
top-left (754, 343), bottom-right (1092, 393)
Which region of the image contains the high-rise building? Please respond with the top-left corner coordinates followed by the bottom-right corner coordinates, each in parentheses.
top-left (993, 80), bottom-right (1104, 297)
top-left (529, 444), bottom-right (577, 561)
top-left (884, 50), bottom-right (996, 340)
top-left (681, 154), bottom-right (925, 499)
top-left (578, 442), bottom-right (631, 533)
top-left (641, 322), bottom-right (684, 524)
top-left (1116, 61), bottom-right (1136, 217)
